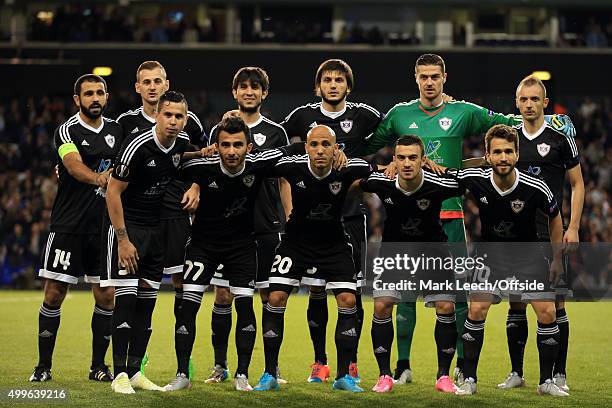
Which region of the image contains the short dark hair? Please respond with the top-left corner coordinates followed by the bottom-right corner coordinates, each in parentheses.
top-left (232, 67), bottom-right (270, 92)
top-left (73, 74), bottom-right (107, 96)
top-left (485, 124), bottom-right (519, 153)
top-left (395, 134), bottom-right (425, 156)
top-left (136, 60), bottom-right (167, 82)
top-left (156, 91), bottom-right (188, 113)
top-left (315, 59), bottom-right (354, 91)
top-left (516, 75), bottom-right (547, 98)
top-left (216, 116), bottom-right (251, 143)
top-left (415, 54), bottom-right (446, 74)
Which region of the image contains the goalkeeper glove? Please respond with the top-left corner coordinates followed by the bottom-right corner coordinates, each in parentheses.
top-left (544, 114), bottom-right (576, 138)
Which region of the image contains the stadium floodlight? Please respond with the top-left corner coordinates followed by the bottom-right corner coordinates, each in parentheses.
top-left (531, 71), bottom-right (552, 81)
top-left (93, 67), bottom-right (113, 76)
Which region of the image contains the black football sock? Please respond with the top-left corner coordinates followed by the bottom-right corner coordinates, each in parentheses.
top-left (262, 303), bottom-right (285, 377)
top-left (38, 303), bottom-right (61, 369)
top-left (554, 308), bottom-right (569, 376)
top-left (506, 309), bottom-right (528, 376)
top-left (307, 290), bottom-right (328, 365)
top-left (175, 291), bottom-right (202, 375)
top-left (371, 315), bottom-right (393, 376)
top-left (91, 304), bottom-right (113, 367)
top-left (335, 306), bottom-right (358, 379)
top-left (353, 293), bottom-right (364, 364)
top-left (537, 321), bottom-right (560, 384)
top-left (234, 296), bottom-right (256, 378)
top-left (435, 312), bottom-right (458, 379)
top-left (111, 287), bottom-right (137, 377)
top-left (461, 317), bottom-right (485, 382)
top-left (211, 303), bottom-right (232, 369)
top-left (173, 288), bottom-right (183, 321)
top-left (127, 287), bottom-right (157, 378)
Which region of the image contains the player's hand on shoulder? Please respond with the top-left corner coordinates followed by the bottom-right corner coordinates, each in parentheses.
top-left (332, 149), bottom-right (348, 170)
top-left (222, 110), bottom-right (241, 120)
top-left (424, 156), bottom-right (446, 175)
top-left (545, 114), bottom-right (576, 138)
top-left (384, 162), bottom-right (397, 179)
top-left (442, 93), bottom-right (455, 103)
top-left (200, 144), bottom-right (218, 157)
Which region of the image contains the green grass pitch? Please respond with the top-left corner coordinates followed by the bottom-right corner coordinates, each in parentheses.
top-left (1, 290), bottom-right (611, 407)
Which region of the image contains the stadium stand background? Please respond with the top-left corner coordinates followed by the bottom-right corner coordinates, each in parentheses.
top-left (1, 1), bottom-right (610, 289)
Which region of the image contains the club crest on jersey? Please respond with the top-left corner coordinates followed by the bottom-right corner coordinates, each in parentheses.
top-left (416, 199), bottom-right (430, 210)
top-left (329, 181), bottom-right (342, 195)
top-left (104, 134), bottom-right (115, 148)
top-left (172, 153), bottom-right (181, 168)
top-left (439, 117), bottom-right (452, 131)
top-left (242, 174), bottom-right (255, 187)
top-left (340, 119), bottom-right (353, 133)
top-left (253, 133), bottom-right (267, 146)
top-left (510, 199), bottom-right (525, 213)
top-left (537, 143), bottom-right (551, 157)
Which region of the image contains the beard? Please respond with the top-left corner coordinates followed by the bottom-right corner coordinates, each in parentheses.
top-left (80, 102), bottom-right (106, 119)
top-left (321, 89), bottom-right (348, 107)
top-left (238, 101), bottom-right (261, 114)
top-left (492, 162), bottom-right (515, 177)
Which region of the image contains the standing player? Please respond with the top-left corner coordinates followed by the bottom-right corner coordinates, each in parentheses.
top-left (358, 135), bottom-right (465, 393)
top-left (102, 91), bottom-right (195, 394)
top-left (496, 76), bottom-right (583, 391)
top-left (167, 117), bottom-right (303, 391)
top-left (30, 74), bottom-right (122, 383)
top-left (281, 59), bottom-right (383, 382)
top-left (448, 125), bottom-right (568, 397)
top-left (364, 53), bottom-right (576, 384)
top-left (253, 125), bottom-right (376, 393)
top-left (203, 67), bottom-right (291, 384)
top-left (116, 61), bottom-right (205, 339)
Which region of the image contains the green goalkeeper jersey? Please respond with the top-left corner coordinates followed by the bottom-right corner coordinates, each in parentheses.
top-left (365, 99), bottom-right (521, 218)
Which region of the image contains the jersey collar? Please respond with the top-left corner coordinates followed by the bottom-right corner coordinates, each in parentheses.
top-left (307, 159), bottom-right (332, 180)
top-left (394, 170), bottom-right (424, 195)
top-left (153, 125), bottom-right (176, 153)
top-left (490, 168), bottom-right (519, 196)
top-left (77, 114), bottom-right (105, 133)
top-left (246, 114), bottom-right (264, 128)
top-left (521, 121), bottom-right (547, 141)
top-left (141, 107), bottom-right (156, 124)
top-left (320, 103), bottom-right (346, 119)
top-left (220, 161), bottom-right (246, 177)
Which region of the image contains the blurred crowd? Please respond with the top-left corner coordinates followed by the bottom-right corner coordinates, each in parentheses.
top-left (0, 94), bottom-right (610, 289)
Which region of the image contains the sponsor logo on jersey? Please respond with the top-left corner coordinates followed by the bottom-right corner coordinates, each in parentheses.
top-left (208, 181), bottom-right (219, 189)
top-left (510, 199), bottom-right (525, 213)
top-left (242, 174), bottom-right (255, 187)
top-left (480, 196), bottom-right (488, 204)
top-left (146, 159), bottom-right (156, 167)
top-left (439, 117), bottom-right (452, 131)
top-left (493, 221), bottom-right (515, 237)
top-left (384, 197), bottom-right (394, 205)
top-left (81, 139), bottom-right (90, 146)
top-left (329, 181), bottom-right (342, 195)
top-left (296, 181), bottom-right (306, 188)
top-left (537, 143), bottom-right (551, 157)
top-left (253, 132), bottom-right (267, 146)
top-left (97, 159), bottom-right (112, 173)
top-left (425, 140), bottom-right (443, 163)
top-left (309, 121), bottom-right (318, 128)
top-left (409, 122), bottom-right (418, 129)
top-left (131, 127), bottom-right (140, 134)
top-left (401, 218), bottom-right (422, 236)
top-left (527, 165), bottom-right (541, 176)
top-left (416, 199), bottom-right (430, 210)
top-left (172, 153), bottom-right (181, 168)
top-left (340, 119), bottom-right (353, 133)
top-left (104, 134), bottom-right (115, 148)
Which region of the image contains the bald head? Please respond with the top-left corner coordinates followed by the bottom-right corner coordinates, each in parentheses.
top-left (306, 124), bottom-right (336, 143)
top-left (305, 125), bottom-right (338, 174)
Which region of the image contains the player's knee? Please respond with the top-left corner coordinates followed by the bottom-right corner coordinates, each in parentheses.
top-left (374, 301), bottom-right (393, 319)
top-left (469, 302), bottom-right (490, 320)
top-left (92, 285), bottom-right (114, 309)
top-left (334, 291), bottom-right (356, 309)
top-left (532, 301), bottom-right (556, 324)
top-left (215, 287), bottom-right (233, 305)
top-left (268, 290), bottom-right (288, 307)
top-left (435, 301), bottom-right (454, 314)
top-left (44, 281), bottom-right (68, 307)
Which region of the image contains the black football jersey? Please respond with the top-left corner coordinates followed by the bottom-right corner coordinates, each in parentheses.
top-left (116, 106), bottom-right (206, 219)
top-left (360, 170), bottom-right (464, 242)
top-left (180, 145), bottom-right (301, 243)
top-left (50, 113), bottom-right (124, 234)
top-left (112, 127), bottom-right (194, 226)
top-left (451, 167), bottom-right (559, 242)
top-left (272, 156), bottom-right (375, 243)
top-left (513, 122), bottom-right (580, 212)
top-left (208, 115), bottom-right (290, 234)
